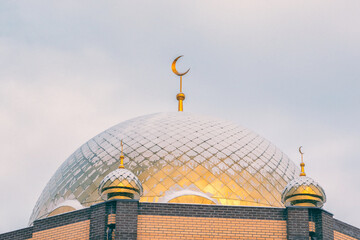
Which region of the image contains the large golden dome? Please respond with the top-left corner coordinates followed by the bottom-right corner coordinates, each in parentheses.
top-left (30, 112), bottom-right (299, 224)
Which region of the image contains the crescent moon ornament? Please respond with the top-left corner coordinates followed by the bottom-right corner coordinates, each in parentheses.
top-left (299, 146), bottom-right (304, 155)
top-left (172, 55), bottom-right (190, 76)
top-left (172, 55), bottom-right (190, 112)
top-left (298, 146), bottom-right (306, 176)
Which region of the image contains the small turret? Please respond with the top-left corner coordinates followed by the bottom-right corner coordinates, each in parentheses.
top-left (98, 141), bottom-right (143, 200)
top-left (281, 147), bottom-right (326, 208)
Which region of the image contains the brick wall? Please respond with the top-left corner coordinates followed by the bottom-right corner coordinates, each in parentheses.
top-left (108, 214), bottom-right (116, 224)
top-left (310, 208), bottom-right (335, 240)
top-left (137, 203), bottom-right (288, 240)
top-left (33, 208), bottom-right (91, 232)
top-left (139, 202), bottom-right (286, 220)
top-left (89, 203), bottom-right (107, 239)
top-left (286, 207), bottom-right (309, 240)
top-left (32, 220), bottom-right (90, 240)
top-left (115, 200), bottom-right (139, 240)
top-left (334, 231), bottom-right (358, 240)
top-left (0, 227), bottom-right (33, 240)
top-left (334, 218), bottom-right (360, 240)
top-left (309, 221), bottom-right (315, 232)
top-left (138, 215), bottom-right (287, 240)
top-left (320, 210), bottom-right (335, 239)
top-left (1, 200), bottom-right (360, 240)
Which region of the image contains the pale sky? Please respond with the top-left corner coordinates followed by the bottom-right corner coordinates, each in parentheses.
top-left (0, 0), bottom-right (359, 233)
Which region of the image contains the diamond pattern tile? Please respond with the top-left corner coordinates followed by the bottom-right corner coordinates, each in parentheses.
top-left (281, 176), bottom-right (326, 204)
top-left (29, 112), bottom-right (299, 225)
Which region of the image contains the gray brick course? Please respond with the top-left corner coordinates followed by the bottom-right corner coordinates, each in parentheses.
top-left (1, 201), bottom-right (359, 240)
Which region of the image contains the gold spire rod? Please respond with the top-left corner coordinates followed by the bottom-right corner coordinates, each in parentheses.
top-left (299, 146), bottom-right (306, 176)
top-left (119, 140), bottom-right (124, 169)
top-left (172, 55), bottom-right (190, 112)
top-left (180, 76), bottom-right (182, 92)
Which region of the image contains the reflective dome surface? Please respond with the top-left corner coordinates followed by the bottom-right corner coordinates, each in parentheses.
top-left (30, 112), bottom-right (299, 224)
top-left (99, 168), bottom-right (143, 200)
top-left (281, 176), bottom-right (326, 207)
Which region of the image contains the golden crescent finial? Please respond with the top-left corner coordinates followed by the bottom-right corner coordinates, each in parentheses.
top-left (172, 55), bottom-right (190, 112)
top-left (172, 55), bottom-right (190, 76)
top-left (119, 140), bottom-right (124, 169)
top-left (299, 146), bottom-right (306, 176)
top-left (299, 146), bottom-right (304, 155)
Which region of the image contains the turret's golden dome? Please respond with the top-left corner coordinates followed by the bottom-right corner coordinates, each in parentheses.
top-left (30, 112), bottom-right (299, 224)
top-left (98, 168), bottom-right (143, 200)
top-left (281, 176), bottom-right (326, 207)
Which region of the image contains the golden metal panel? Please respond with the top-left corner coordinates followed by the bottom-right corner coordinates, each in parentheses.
top-left (30, 112), bottom-right (299, 224)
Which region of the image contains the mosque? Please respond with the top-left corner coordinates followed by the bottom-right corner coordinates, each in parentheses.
top-left (0, 56), bottom-right (359, 240)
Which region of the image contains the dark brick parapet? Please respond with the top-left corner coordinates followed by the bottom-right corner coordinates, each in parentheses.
top-left (116, 200), bottom-right (139, 240)
top-left (1, 201), bottom-right (360, 240)
top-left (286, 207), bottom-right (309, 240)
top-left (139, 202), bottom-right (287, 220)
top-left (33, 207), bottom-right (91, 232)
top-left (309, 208), bottom-right (334, 240)
top-left (89, 203), bottom-right (107, 240)
top-left (334, 218), bottom-right (360, 239)
top-left (0, 227), bottom-right (33, 240)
